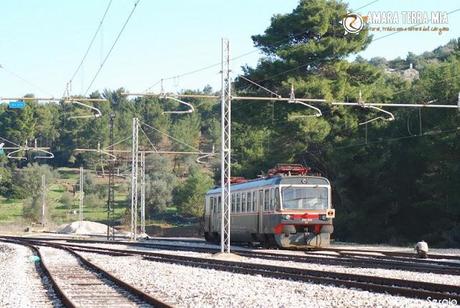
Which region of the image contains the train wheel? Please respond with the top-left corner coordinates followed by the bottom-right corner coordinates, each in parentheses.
top-left (262, 234), bottom-right (277, 249)
top-left (204, 232), bottom-right (214, 242)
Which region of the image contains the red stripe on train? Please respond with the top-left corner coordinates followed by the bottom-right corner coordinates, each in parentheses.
top-left (290, 213), bottom-right (320, 220)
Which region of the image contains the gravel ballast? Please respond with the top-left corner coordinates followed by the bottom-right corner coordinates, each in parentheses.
top-left (80, 252), bottom-right (451, 308)
top-left (69, 242), bottom-right (460, 286)
top-left (0, 243), bottom-right (57, 307)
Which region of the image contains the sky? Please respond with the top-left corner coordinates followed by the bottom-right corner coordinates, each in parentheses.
top-left (0, 0), bottom-right (459, 98)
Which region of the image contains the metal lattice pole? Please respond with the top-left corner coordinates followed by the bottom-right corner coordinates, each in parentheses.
top-left (41, 174), bottom-right (46, 226)
top-left (79, 167), bottom-right (84, 222)
top-left (130, 117), bottom-right (139, 240)
top-left (220, 38), bottom-right (231, 253)
top-left (140, 151), bottom-right (146, 235)
top-left (107, 112), bottom-right (116, 240)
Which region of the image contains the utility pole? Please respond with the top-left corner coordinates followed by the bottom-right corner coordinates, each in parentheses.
top-left (220, 38), bottom-right (231, 253)
top-left (79, 166), bottom-right (84, 222)
top-left (41, 175), bottom-right (46, 227)
top-left (107, 112), bottom-right (116, 240)
top-left (130, 117), bottom-right (139, 240)
top-left (122, 36), bottom-right (460, 254)
top-left (140, 151), bottom-right (146, 235)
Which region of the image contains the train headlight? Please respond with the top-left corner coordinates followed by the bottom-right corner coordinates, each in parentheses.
top-left (282, 214), bottom-right (291, 220)
top-left (326, 209), bottom-right (335, 218)
top-left (319, 214), bottom-right (327, 221)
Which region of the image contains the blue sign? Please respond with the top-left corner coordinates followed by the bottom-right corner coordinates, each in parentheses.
top-left (8, 101), bottom-right (26, 109)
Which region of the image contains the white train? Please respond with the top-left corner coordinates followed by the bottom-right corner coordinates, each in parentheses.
top-left (204, 165), bottom-right (335, 248)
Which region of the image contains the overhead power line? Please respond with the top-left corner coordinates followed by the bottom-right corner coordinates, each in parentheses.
top-left (233, 6), bottom-right (460, 98)
top-left (335, 126), bottom-right (460, 150)
top-left (0, 64), bottom-right (55, 97)
top-left (140, 121), bottom-right (201, 152)
top-left (65, 0), bottom-right (113, 96)
top-left (85, 0), bottom-right (141, 95)
top-left (144, 0), bottom-right (381, 93)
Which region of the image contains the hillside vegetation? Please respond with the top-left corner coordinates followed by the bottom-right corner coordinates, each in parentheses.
top-left (0, 0), bottom-right (459, 246)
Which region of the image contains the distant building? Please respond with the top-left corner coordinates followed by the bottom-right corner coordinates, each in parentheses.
top-left (384, 63), bottom-right (419, 82)
top-left (402, 63), bottom-right (419, 81)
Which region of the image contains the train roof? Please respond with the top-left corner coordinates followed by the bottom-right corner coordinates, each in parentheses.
top-left (206, 175), bottom-right (330, 195)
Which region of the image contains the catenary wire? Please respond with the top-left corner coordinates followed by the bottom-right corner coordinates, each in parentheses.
top-left (65, 0), bottom-right (113, 96)
top-left (143, 0), bottom-right (380, 92)
top-left (139, 125), bottom-right (158, 152)
top-left (0, 136), bottom-right (20, 147)
top-left (140, 121), bottom-right (201, 152)
top-left (0, 64), bottom-right (55, 97)
top-left (85, 0), bottom-right (141, 95)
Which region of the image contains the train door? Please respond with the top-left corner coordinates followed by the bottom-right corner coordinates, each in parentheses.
top-left (208, 197), bottom-right (214, 232)
top-left (214, 196), bottom-right (221, 233)
top-left (258, 189), bottom-right (264, 233)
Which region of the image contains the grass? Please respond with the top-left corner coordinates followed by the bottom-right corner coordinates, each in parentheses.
top-left (0, 197), bottom-right (24, 223)
top-left (0, 168), bottom-right (132, 227)
top-left (0, 167), bottom-right (190, 230)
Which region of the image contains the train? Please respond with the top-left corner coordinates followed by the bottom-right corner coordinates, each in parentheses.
top-left (204, 164), bottom-right (335, 248)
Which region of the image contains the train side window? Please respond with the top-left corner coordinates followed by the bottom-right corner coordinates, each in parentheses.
top-left (270, 188), bottom-right (275, 210)
top-left (210, 197), bottom-right (214, 213)
top-left (264, 189), bottom-right (269, 211)
top-left (252, 191), bottom-right (257, 212)
top-left (259, 190), bottom-right (264, 212)
top-left (236, 193), bottom-right (241, 212)
top-left (231, 194), bottom-right (235, 212)
top-left (246, 192), bottom-right (251, 212)
top-left (275, 188), bottom-right (280, 211)
top-left (218, 196), bottom-right (221, 213)
top-left (242, 192), bottom-right (247, 212)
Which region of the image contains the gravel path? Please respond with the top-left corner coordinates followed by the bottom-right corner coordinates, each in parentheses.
top-left (80, 252), bottom-right (451, 308)
top-left (69, 242), bottom-right (460, 286)
top-left (0, 243), bottom-right (59, 307)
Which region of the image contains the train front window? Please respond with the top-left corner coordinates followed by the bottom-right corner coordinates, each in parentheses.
top-left (282, 187), bottom-right (328, 210)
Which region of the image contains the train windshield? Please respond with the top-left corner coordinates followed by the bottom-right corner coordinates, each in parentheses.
top-left (282, 187), bottom-right (328, 210)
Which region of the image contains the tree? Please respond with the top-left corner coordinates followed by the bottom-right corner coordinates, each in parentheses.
top-left (18, 164), bottom-right (56, 223)
top-left (144, 155), bottom-right (177, 214)
top-left (12, 163), bottom-right (56, 199)
top-left (253, 0), bottom-right (370, 65)
top-left (174, 166), bottom-right (213, 217)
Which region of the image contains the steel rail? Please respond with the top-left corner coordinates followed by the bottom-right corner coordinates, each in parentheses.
top-left (2, 238), bottom-right (172, 308)
top-left (46, 240), bottom-right (460, 276)
top-left (0, 239), bottom-right (74, 308)
top-left (68, 248), bottom-right (172, 308)
top-left (5, 236), bottom-right (460, 270)
top-left (15, 238), bottom-right (460, 302)
top-left (312, 246), bottom-right (460, 261)
top-left (65, 245), bottom-right (460, 302)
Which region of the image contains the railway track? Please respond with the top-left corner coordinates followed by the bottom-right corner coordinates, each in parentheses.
top-left (32, 237), bottom-right (460, 276)
top-left (13, 238), bottom-right (460, 303)
top-left (6, 236), bottom-right (460, 276)
top-left (132, 241), bottom-right (460, 276)
top-left (0, 239), bottom-right (172, 308)
top-left (311, 246), bottom-right (460, 261)
top-left (16, 235), bottom-right (460, 261)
